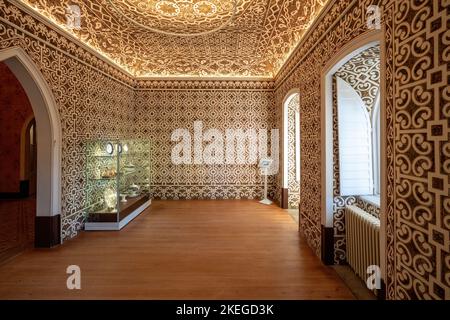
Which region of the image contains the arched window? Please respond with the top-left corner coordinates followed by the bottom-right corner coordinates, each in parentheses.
top-left (372, 92), bottom-right (381, 196)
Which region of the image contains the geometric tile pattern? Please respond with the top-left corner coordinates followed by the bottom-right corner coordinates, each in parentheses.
top-left (1, 1), bottom-right (279, 239)
top-left (335, 45), bottom-right (381, 114)
top-left (1, 1), bottom-right (279, 240)
top-left (355, 197), bottom-right (381, 218)
top-left (384, 0), bottom-right (450, 300)
top-left (273, 0), bottom-right (374, 258)
top-left (0, 0), bottom-right (135, 241)
top-left (275, 0), bottom-right (449, 300)
top-left (332, 196), bottom-right (381, 264)
top-left (134, 85), bottom-right (277, 200)
top-left (2, 0), bottom-right (449, 300)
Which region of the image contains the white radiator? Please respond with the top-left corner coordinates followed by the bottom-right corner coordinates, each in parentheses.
top-left (345, 205), bottom-right (380, 287)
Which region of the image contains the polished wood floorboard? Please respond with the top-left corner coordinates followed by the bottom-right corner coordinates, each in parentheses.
top-left (0, 200), bottom-right (354, 299)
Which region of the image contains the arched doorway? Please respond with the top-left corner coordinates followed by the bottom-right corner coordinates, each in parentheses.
top-left (282, 89), bottom-right (301, 215)
top-left (0, 47), bottom-right (62, 256)
top-left (320, 30), bottom-right (385, 273)
top-left (0, 63), bottom-right (36, 262)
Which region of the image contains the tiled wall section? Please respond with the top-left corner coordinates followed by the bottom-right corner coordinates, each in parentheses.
top-left (0, 0), bottom-right (135, 240)
top-left (333, 45), bottom-right (381, 264)
top-left (134, 83), bottom-right (277, 200)
top-left (0, 1), bottom-right (278, 240)
top-left (1, 0), bottom-right (449, 300)
top-left (384, 0), bottom-right (449, 300)
top-left (274, 0), bottom-right (449, 300)
top-left (274, 0), bottom-right (377, 258)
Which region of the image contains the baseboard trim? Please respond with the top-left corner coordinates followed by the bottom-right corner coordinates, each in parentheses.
top-left (321, 225), bottom-right (334, 265)
top-left (35, 215), bottom-right (60, 248)
top-left (281, 188), bottom-right (289, 209)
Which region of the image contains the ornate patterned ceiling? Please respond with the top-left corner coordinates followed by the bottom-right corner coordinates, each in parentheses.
top-left (17, 0), bottom-right (327, 78)
top-left (106, 0), bottom-right (240, 36)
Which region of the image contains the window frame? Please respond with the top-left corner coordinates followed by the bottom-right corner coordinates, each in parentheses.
top-left (295, 110), bottom-right (301, 183)
top-left (372, 91), bottom-right (381, 196)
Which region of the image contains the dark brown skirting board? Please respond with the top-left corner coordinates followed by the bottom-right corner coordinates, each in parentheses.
top-left (281, 188), bottom-right (289, 209)
top-left (35, 215), bottom-right (60, 248)
top-left (321, 225), bottom-right (334, 265)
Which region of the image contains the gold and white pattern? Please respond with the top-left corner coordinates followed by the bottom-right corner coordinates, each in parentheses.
top-left (17, 0), bottom-right (327, 77)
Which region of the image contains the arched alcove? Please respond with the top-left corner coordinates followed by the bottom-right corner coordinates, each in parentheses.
top-left (320, 30), bottom-right (386, 276)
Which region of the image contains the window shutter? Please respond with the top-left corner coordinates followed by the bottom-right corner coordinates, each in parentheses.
top-left (336, 77), bottom-right (373, 196)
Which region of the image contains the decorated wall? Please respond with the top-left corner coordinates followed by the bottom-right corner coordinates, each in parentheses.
top-left (0, 1), bottom-right (278, 240)
top-left (333, 45), bottom-right (381, 264)
top-left (0, 0), bottom-right (136, 240)
top-left (384, 0), bottom-right (449, 300)
top-left (274, 0), bottom-right (449, 300)
top-left (0, 0), bottom-right (448, 300)
top-left (134, 81), bottom-right (277, 200)
top-left (0, 61), bottom-right (34, 193)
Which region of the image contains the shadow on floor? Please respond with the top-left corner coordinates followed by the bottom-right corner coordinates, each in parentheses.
top-left (331, 265), bottom-right (377, 300)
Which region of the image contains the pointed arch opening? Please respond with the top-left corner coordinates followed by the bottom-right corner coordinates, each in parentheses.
top-left (0, 47), bottom-right (62, 248)
top-left (321, 29), bottom-right (386, 263)
top-left (320, 30), bottom-right (386, 290)
top-left (282, 89), bottom-right (301, 212)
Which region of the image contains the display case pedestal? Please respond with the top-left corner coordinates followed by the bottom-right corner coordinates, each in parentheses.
top-left (85, 197), bottom-right (151, 231)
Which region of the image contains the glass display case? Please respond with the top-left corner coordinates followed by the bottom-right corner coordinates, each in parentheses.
top-left (84, 139), bottom-right (151, 230)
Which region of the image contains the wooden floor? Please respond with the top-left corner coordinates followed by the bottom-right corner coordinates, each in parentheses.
top-left (0, 200), bottom-right (354, 299)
